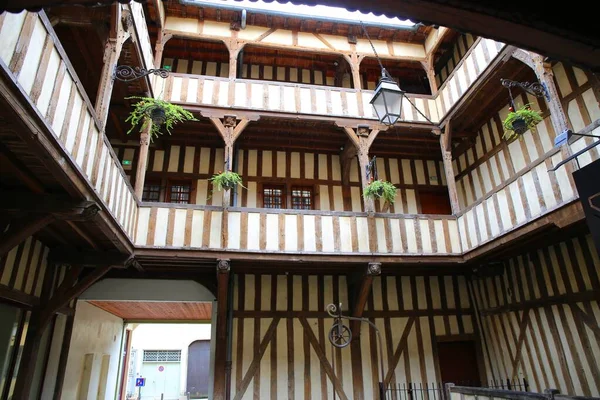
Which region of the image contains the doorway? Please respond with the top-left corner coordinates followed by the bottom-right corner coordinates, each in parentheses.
top-left (437, 340), bottom-right (482, 385)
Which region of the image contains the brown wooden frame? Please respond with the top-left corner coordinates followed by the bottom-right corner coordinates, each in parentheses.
top-left (261, 183), bottom-right (286, 209)
top-left (166, 179), bottom-right (194, 204)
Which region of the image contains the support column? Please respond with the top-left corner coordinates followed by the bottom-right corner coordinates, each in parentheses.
top-left (530, 54), bottom-right (579, 181)
top-left (208, 114), bottom-right (255, 207)
top-left (341, 125), bottom-right (384, 213)
top-left (95, 4), bottom-right (131, 130)
top-left (153, 32), bottom-right (173, 68)
top-left (213, 260), bottom-right (230, 400)
top-left (134, 127), bottom-right (150, 199)
top-left (439, 122), bottom-right (460, 214)
top-left (350, 262), bottom-right (381, 336)
top-left (421, 54), bottom-right (438, 95)
top-left (226, 38), bottom-right (243, 105)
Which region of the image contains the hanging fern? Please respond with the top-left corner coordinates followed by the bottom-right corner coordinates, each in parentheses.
top-left (209, 170), bottom-right (246, 192)
top-left (502, 103), bottom-right (543, 141)
top-left (125, 96), bottom-right (198, 141)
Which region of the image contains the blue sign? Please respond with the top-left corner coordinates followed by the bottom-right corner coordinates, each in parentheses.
top-left (135, 378), bottom-right (145, 387)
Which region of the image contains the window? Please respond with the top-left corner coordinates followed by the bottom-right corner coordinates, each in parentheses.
top-left (291, 187), bottom-right (313, 210)
top-left (263, 185), bottom-right (285, 209)
top-left (142, 181), bottom-right (161, 202)
top-left (167, 181), bottom-right (192, 204)
top-left (142, 350), bottom-right (181, 362)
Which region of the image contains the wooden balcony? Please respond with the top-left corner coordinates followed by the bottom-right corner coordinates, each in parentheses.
top-left (0, 10), bottom-right (138, 240)
top-left (161, 37), bottom-right (507, 125)
top-left (135, 205), bottom-right (463, 258)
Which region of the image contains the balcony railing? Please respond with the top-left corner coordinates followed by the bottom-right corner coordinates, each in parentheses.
top-left (0, 10), bottom-right (138, 239)
top-left (135, 205), bottom-right (463, 256)
top-left (163, 74), bottom-right (439, 123)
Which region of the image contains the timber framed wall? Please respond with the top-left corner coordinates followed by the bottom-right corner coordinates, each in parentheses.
top-left (112, 141), bottom-right (449, 213)
top-left (471, 234), bottom-right (600, 397)
top-left (453, 62), bottom-right (600, 211)
top-left (0, 237), bottom-right (75, 399)
top-left (229, 272), bottom-right (477, 400)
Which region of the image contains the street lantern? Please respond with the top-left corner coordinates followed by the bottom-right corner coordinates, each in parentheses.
top-left (370, 69), bottom-right (405, 126)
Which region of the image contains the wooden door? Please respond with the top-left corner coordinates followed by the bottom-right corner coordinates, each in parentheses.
top-left (437, 340), bottom-right (481, 386)
top-left (187, 340), bottom-right (211, 398)
top-left (419, 191), bottom-right (452, 215)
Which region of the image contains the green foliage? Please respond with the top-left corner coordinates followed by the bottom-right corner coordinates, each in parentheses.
top-left (363, 179), bottom-right (397, 204)
top-left (125, 96), bottom-right (198, 141)
top-left (502, 104), bottom-right (543, 141)
top-left (209, 170), bottom-right (246, 192)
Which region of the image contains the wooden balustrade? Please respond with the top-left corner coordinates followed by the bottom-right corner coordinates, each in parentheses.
top-left (457, 135), bottom-right (599, 253)
top-left (135, 205), bottom-right (462, 255)
top-left (435, 38), bottom-right (506, 117)
top-left (163, 74), bottom-right (439, 123)
top-left (0, 11), bottom-right (138, 239)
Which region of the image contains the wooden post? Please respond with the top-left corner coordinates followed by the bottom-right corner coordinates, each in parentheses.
top-left (530, 54), bottom-right (579, 181)
top-left (153, 32), bottom-right (173, 68)
top-left (226, 38), bottom-right (243, 104)
top-left (439, 122), bottom-right (460, 214)
top-left (213, 260), bottom-right (230, 400)
top-left (53, 306), bottom-right (77, 400)
top-left (340, 125), bottom-right (384, 213)
top-left (95, 4), bottom-right (130, 130)
top-left (208, 115), bottom-right (254, 207)
top-left (134, 128), bottom-right (151, 199)
top-left (350, 262), bottom-right (381, 336)
top-left (421, 54), bottom-right (438, 94)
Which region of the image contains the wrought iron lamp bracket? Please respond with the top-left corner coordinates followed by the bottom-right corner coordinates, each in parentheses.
top-left (501, 78), bottom-right (550, 102)
top-left (114, 65), bottom-right (170, 82)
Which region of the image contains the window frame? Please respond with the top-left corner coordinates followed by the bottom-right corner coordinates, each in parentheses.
top-left (261, 184), bottom-right (286, 209)
top-left (166, 179), bottom-right (193, 204)
top-left (142, 179), bottom-right (162, 203)
top-left (290, 186), bottom-right (314, 210)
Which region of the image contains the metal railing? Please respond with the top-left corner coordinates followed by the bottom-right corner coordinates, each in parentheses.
top-left (386, 379), bottom-right (530, 400)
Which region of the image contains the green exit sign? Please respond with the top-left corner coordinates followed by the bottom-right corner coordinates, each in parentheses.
top-left (122, 160), bottom-right (132, 166)
top-left (163, 65), bottom-right (172, 71)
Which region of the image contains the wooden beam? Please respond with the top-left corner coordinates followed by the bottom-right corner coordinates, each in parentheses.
top-left (134, 127), bottom-right (151, 199)
top-left (48, 248), bottom-right (133, 268)
top-left (40, 265), bottom-right (112, 328)
top-left (440, 123), bottom-right (460, 214)
top-left (52, 311), bottom-right (76, 400)
top-left (0, 214), bottom-right (54, 257)
top-left (349, 262), bottom-right (381, 336)
top-left (213, 259), bottom-right (230, 400)
top-left (0, 192), bottom-right (100, 220)
top-left (0, 283), bottom-right (39, 308)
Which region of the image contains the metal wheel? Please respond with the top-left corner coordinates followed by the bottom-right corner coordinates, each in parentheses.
top-left (329, 322), bottom-right (352, 348)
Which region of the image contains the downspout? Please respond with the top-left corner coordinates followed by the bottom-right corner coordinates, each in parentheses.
top-left (225, 272), bottom-right (235, 399)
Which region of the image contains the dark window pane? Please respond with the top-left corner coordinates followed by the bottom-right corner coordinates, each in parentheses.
top-left (291, 187), bottom-right (312, 210)
top-left (142, 183), bottom-right (161, 202)
top-left (263, 186), bottom-right (284, 209)
top-left (169, 183), bottom-right (191, 204)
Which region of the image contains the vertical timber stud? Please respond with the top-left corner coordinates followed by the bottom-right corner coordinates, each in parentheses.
top-left (439, 121), bottom-right (460, 214)
top-left (95, 4), bottom-right (131, 130)
top-left (340, 124), bottom-right (385, 213)
top-left (208, 115), bottom-right (255, 207)
top-left (214, 260), bottom-right (231, 400)
top-left (226, 38), bottom-right (244, 104)
top-left (421, 54), bottom-right (439, 95)
top-left (153, 32), bottom-right (173, 69)
top-left (134, 127), bottom-right (151, 199)
top-left (530, 53), bottom-right (579, 178)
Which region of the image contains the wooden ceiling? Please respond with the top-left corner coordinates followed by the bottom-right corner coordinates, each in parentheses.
top-left (88, 300), bottom-right (213, 321)
top-left (153, 1), bottom-right (434, 42)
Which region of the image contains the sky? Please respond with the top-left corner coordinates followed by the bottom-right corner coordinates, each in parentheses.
top-left (190, 0), bottom-right (416, 27)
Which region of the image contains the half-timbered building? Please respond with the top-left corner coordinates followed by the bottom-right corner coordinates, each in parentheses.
top-left (0, 0), bottom-right (598, 399)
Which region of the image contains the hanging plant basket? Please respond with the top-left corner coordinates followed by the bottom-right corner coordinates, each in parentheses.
top-left (502, 104), bottom-right (543, 141)
top-left (125, 96), bottom-right (198, 142)
top-left (209, 170), bottom-right (246, 192)
top-left (149, 106), bottom-right (166, 126)
top-left (363, 179), bottom-right (397, 205)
